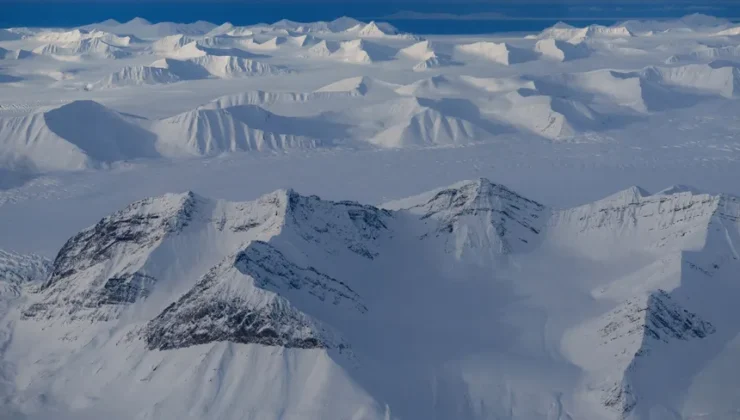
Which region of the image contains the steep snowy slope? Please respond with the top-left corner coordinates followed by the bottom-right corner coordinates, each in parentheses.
top-left (33, 37), bottom-right (132, 59)
top-left (482, 88), bottom-right (607, 140)
top-left (716, 26), bottom-right (740, 36)
top-left (532, 69), bottom-right (696, 113)
top-left (454, 41), bottom-right (536, 65)
top-left (395, 74), bottom-right (533, 98)
top-left (239, 36), bottom-right (289, 52)
top-left (94, 65), bottom-right (181, 88)
top-left (313, 76), bottom-right (399, 96)
top-left (535, 38), bottom-right (591, 62)
top-left (667, 44), bottom-right (740, 63)
top-left (397, 40), bottom-right (458, 71)
top-left (204, 84), bottom-right (390, 110)
top-left (328, 39), bottom-right (396, 64)
top-left (385, 178), bottom-right (547, 262)
top-left (299, 39), bottom-right (340, 58)
top-left (33, 28), bottom-right (133, 45)
top-left (535, 22), bottom-right (634, 43)
top-left (0, 47), bottom-right (33, 60)
top-left (150, 34), bottom-right (196, 54)
top-left (0, 100), bottom-right (158, 170)
top-left (342, 21), bottom-right (411, 39)
top-left (149, 105), bottom-right (332, 156)
top-left (152, 55), bottom-right (290, 79)
top-left (641, 63), bottom-right (740, 98)
top-left (329, 96), bottom-right (501, 147)
top-left (34, 29), bottom-right (97, 43)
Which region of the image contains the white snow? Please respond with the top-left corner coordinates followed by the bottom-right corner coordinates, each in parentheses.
top-left (3, 14), bottom-right (740, 420)
top-left (535, 38), bottom-right (591, 62)
top-left (454, 41), bottom-right (535, 65)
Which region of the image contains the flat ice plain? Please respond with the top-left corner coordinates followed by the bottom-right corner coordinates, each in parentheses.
top-left (2, 13), bottom-right (740, 420)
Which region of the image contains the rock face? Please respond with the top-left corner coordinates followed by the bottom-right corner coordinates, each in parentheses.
top-left (0, 250), bottom-right (51, 316)
top-left (24, 192), bottom-right (199, 321)
top-left (598, 290), bottom-right (715, 355)
top-left (0, 250), bottom-right (51, 297)
top-left (145, 241), bottom-right (363, 351)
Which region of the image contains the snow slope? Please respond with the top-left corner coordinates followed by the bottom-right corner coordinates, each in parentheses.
top-left (535, 39), bottom-right (591, 62)
top-left (536, 22), bottom-right (634, 43)
top-left (397, 40), bottom-right (458, 71)
top-left (330, 96), bottom-right (501, 147)
top-left (147, 55), bottom-right (289, 80)
top-left (149, 105), bottom-right (330, 156)
top-left (94, 65), bottom-right (181, 88)
top-left (329, 39), bottom-right (396, 64)
top-left (641, 63), bottom-right (740, 98)
top-left (454, 41), bottom-right (536, 65)
top-left (488, 88), bottom-right (607, 140)
top-left (0, 101), bottom-right (158, 170)
top-left (33, 38), bottom-right (132, 59)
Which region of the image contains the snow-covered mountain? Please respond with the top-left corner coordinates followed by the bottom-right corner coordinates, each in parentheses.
top-left (152, 55), bottom-right (290, 79)
top-left (0, 100), bottom-right (158, 171)
top-left (534, 22), bottom-right (634, 43)
top-left (95, 64), bottom-right (181, 88)
top-left (83, 17), bottom-right (216, 38)
top-left (33, 37), bottom-right (132, 59)
top-left (4, 178), bottom-right (740, 419)
top-left (454, 41), bottom-right (537, 65)
top-left (149, 104), bottom-right (330, 156)
top-left (535, 39), bottom-right (591, 62)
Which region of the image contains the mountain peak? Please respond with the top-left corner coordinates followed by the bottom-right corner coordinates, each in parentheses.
top-left (386, 178), bottom-right (546, 258)
top-left (126, 17), bottom-right (152, 25)
top-left (24, 190), bottom-right (200, 320)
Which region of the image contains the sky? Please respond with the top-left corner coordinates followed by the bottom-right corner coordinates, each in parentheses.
top-left (1, 0), bottom-right (737, 31)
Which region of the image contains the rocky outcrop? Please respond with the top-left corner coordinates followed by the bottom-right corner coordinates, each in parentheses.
top-left (599, 290), bottom-right (715, 353)
top-left (145, 241), bottom-right (362, 350)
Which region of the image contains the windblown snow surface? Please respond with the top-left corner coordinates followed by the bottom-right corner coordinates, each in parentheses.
top-left (3, 13), bottom-right (740, 420)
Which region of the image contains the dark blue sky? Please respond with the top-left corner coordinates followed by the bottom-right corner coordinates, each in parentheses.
top-left (1, 0), bottom-right (737, 33)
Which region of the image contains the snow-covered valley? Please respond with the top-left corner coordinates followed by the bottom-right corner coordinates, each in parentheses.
top-left (2, 13), bottom-right (740, 420)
